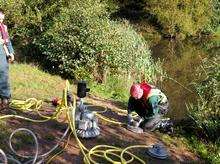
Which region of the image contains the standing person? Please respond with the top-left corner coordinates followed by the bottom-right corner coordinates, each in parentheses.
top-left (127, 81), bottom-right (173, 132)
top-left (0, 11), bottom-right (15, 109)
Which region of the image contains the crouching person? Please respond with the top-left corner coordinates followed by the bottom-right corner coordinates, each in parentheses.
top-left (127, 82), bottom-right (173, 133)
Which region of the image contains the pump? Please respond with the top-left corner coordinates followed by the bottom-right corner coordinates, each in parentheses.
top-left (146, 143), bottom-right (169, 159)
top-left (77, 80), bottom-right (90, 98)
top-left (75, 80), bottom-right (100, 138)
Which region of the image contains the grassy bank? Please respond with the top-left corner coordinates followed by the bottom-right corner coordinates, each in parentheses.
top-left (6, 63), bottom-right (219, 163)
top-left (10, 63), bottom-right (132, 103)
top-left (10, 63), bottom-right (74, 100)
top-left (215, 26), bottom-right (220, 37)
top-left (161, 133), bottom-right (220, 163)
top-left (89, 75), bottom-right (132, 103)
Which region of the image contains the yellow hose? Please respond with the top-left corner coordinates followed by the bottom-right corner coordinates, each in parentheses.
top-left (0, 80), bottom-right (149, 163)
top-left (65, 87), bottom-right (149, 163)
top-left (10, 98), bottom-right (43, 111)
top-left (95, 113), bottom-right (125, 125)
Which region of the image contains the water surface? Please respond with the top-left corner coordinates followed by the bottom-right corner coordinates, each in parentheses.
top-left (150, 38), bottom-right (219, 120)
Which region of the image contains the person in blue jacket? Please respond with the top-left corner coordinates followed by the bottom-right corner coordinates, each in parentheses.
top-left (0, 11), bottom-right (14, 109)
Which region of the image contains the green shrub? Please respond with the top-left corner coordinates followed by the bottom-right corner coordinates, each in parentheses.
top-left (114, 0), bottom-right (219, 37)
top-left (37, 0), bottom-right (158, 81)
top-left (147, 0), bottom-right (215, 37)
top-left (89, 74), bottom-right (133, 102)
top-left (187, 55), bottom-right (220, 142)
top-left (0, 0), bottom-right (69, 40)
top-left (1, 0), bottom-right (161, 100)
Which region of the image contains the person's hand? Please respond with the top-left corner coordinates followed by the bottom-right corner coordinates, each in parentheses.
top-left (132, 121), bottom-right (139, 127)
top-left (8, 53), bottom-right (15, 62)
top-left (129, 120), bottom-right (140, 127)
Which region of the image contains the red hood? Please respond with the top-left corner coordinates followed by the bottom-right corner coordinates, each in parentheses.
top-left (140, 82), bottom-right (152, 99)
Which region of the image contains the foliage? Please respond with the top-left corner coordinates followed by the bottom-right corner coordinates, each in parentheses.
top-left (215, 26), bottom-right (220, 37)
top-left (1, 0), bottom-right (159, 83)
top-left (146, 0), bottom-right (215, 37)
top-left (187, 55), bottom-right (220, 142)
top-left (89, 74), bottom-right (132, 102)
top-left (205, 0), bottom-right (220, 34)
top-left (0, 0), bottom-right (69, 40)
top-left (186, 136), bottom-right (220, 163)
top-left (114, 0), bottom-right (219, 38)
top-left (37, 0), bottom-right (158, 81)
top-left (1, 0), bottom-right (219, 42)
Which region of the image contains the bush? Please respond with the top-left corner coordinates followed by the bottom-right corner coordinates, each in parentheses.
top-left (89, 74), bottom-right (132, 102)
top-left (1, 0), bottom-right (159, 83)
top-left (0, 0), bottom-right (69, 40)
top-left (187, 55), bottom-right (220, 142)
top-left (187, 136), bottom-right (220, 163)
top-left (146, 0), bottom-right (215, 37)
top-left (114, 0), bottom-right (219, 37)
top-left (37, 0), bottom-right (159, 81)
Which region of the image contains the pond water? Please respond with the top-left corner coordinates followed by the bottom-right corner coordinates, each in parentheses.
top-left (150, 38), bottom-right (219, 120)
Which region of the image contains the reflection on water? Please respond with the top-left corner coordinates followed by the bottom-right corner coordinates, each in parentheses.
top-left (150, 39), bottom-right (216, 120)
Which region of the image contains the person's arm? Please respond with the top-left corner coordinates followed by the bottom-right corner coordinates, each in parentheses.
top-left (0, 38), bottom-right (10, 56)
top-left (5, 40), bottom-right (14, 61)
top-left (3, 44), bottom-right (10, 56)
top-left (4, 25), bottom-right (15, 61)
top-left (5, 40), bottom-right (14, 54)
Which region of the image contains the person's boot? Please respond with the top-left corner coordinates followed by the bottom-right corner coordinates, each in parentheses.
top-left (0, 99), bottom-right (3, 110)
top-left (158, 118), bottom-right (174, 134)
top-left (140, 117), bottom-right (162, 132)
top-left (1, 98), bottom-right (9, 110)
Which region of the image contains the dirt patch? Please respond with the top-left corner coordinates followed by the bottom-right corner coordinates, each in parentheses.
top-left (0, 97), bottom-right (200, 163)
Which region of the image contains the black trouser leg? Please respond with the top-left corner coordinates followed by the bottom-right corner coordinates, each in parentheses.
top-left (140, 115), bottom-right (162, 132)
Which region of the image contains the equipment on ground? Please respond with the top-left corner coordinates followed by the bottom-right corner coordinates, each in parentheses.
top-left (77, 80), bottom-right (90, 98)
top-left (146, 143), bottom-right (169, 159)
top-left (158, 118), bottom-right (174, 134)
top-left (1, 80), bottom-right (163, 163)
top-left (75, 81), bottom-right (100, 138)
top-left (127, 120), bottom-right (143, 133)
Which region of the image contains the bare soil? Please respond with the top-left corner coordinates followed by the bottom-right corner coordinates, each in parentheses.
top-left (0, 95), bottom-right (201, 164)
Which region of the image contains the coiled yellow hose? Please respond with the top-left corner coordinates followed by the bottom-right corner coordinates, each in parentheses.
top-left (0, 80), bottom-right (150, 163)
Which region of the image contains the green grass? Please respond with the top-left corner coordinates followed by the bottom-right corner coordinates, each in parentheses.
top-left (4, 63), bottom-right (220, 164)
top-left (161, 133), bottom-right (220, 164)
top-left (10, 63), bottom-right (130, 103)
top-left (89, 75), bottom-right (132, 103)
top-left (10, 63), bottom-right (131, 103)
top-left (10, 63), bottom-right (75, 100)
top-left (214, 26), bottom-right (220, 37)
top-left (186, 137), bottom-right (220, 164)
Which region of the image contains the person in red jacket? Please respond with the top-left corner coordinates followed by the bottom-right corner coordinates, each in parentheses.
top-left (127, 82), bottom-right (172, 132)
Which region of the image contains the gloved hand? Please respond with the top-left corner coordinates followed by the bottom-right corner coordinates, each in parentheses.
top-left (129, 120), bottom-right (140, 128)
top-left (127, 120), bottom-right (144, 133)
top-left (128, 114), bottom-right (143, 128)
